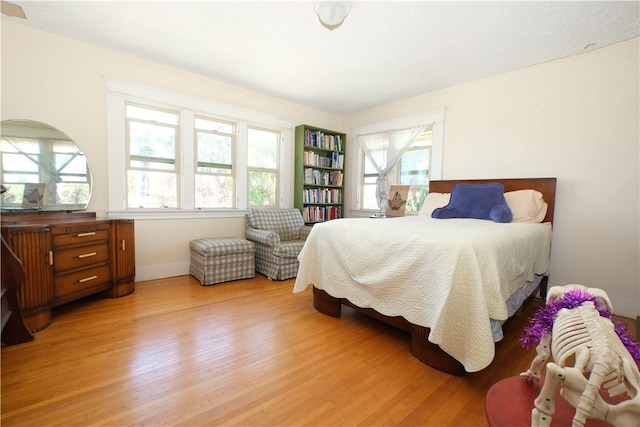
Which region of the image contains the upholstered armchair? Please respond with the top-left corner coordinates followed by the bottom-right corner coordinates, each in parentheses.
top-left (245, 208), bottom-right (313, 280)
top-left (245, 208), bottom-right (311, 280)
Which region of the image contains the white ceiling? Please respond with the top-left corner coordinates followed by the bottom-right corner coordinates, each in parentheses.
top-left (4, 1), bottom-right (639, 115)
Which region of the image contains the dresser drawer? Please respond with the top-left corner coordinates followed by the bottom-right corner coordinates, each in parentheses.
top-left (54, 243), bottom-right (110, 272)
top-left (53, 228), bottom-right (109, 248)
top-left (54, 264), bottom-right (111, 300)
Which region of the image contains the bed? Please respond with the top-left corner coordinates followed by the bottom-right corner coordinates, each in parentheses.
top-left (292, 177), bottom-right (556, 376)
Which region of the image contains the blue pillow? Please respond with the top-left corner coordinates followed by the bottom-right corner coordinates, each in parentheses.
top-left (431, 183), bottom-right (513, 223)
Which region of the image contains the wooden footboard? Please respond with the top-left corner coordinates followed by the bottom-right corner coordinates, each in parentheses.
top-left (312, 287), bottom-right (465, 376)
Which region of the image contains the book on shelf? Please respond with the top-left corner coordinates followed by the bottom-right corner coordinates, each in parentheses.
top-left (304, 129), bottom-right (343, 152)
top-left (302, 188), bottom-right (342, 204)
top-left (331, 171), bottom-right (343, 186)
top-left (302, 205), bottom-right (342, 223)
top-left (303, 151), bottom-right (343, 169)
top-left (304, 169), bottom-right (343, 186)
top-left (330, 152), bottom-right (345, 169)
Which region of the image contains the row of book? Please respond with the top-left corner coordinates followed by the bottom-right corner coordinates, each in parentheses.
top-left (302, 205), bottom-right (342, 223)
top-left (304, 168), bottom-right (344, 186)
top-left (302, 187), bottom-right (342, 204)
top-left (303, 151), bottom-right (344, 169)
top-left (303, 129), bottom-right (343, 152)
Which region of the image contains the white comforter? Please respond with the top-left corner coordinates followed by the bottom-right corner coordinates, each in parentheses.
top-left (293, 216), bottom-right (552, 372)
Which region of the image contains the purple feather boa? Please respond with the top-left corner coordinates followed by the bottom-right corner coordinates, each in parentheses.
top-left (520, 289), bottom-right (640, 368)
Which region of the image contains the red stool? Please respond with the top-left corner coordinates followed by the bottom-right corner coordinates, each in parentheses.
top-left (485, 376), bottom-right (617, 427)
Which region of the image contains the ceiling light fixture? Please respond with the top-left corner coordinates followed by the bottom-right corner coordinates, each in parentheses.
top-left (1, 1), bottom-right (27, 19)
top-left (315, 2), bottom-right (350, 31)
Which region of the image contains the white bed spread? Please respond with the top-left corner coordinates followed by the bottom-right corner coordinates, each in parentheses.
top-left (293, 216), bottom-right (552, 372)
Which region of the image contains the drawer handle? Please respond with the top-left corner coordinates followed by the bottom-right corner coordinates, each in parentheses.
top-left (77, 252), bottom-right (97, 259)
top-left (121, 239), bottom-right (126, 251)
top-left (77, 232), bottom-right (96, 237)
top-left (78, 275), bottom-right (98, 283)
top-left (49, 250), bottom-right (53, 266)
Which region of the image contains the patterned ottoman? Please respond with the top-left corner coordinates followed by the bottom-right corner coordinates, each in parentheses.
top-left (189, 238), bottom-right (255, 285)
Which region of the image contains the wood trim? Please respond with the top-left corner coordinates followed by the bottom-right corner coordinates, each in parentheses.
top-left (1, 211), bottom-right (97, 224)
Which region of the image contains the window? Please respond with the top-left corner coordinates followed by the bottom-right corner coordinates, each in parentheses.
top-left (399, 131), bottom-right (431, 211)
top-left (194, 116), bottom-right (235, 208)
top-left (361, 130), bottom-right (431, 212)
top-left (106, 78), bottom-right (293, 217)
top-left (352, 109), bottom-right (444, 215)
top-left (126, 103), bottom-right (179, 208)
top-left (247, 126), bottom-right (280, 207)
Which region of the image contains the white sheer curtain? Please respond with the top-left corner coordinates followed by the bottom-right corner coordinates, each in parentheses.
top-left (355, 125), bottom-right (426, 210)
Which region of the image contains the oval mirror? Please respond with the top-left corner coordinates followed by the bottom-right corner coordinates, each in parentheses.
top-left (1, 120), bottom-right (92, 211)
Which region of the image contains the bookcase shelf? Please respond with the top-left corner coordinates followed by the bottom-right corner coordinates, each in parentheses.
top-left (294, 125), bottom-right (346, 225)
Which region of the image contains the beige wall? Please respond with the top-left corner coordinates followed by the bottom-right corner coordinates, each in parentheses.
top-left (343, 37), bottom-right (639, 317)
top-left (1, 21), bottom-right (342, 281)
top-left (2, 21), bottom-right (638, 316)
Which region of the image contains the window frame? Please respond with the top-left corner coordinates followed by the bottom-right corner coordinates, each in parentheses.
top-left (193, 115), bottom-right (236, 209)
top-left (247, 125), bottom-right (281, 208)
top-left (125, 102), bottom-right (181, 209)
top-left (360, 131), bottom-right (432, 212)
top-left (105, 77), bottom-right (293, 219)
top-left (398, 138), bottom-right (431, 212)
top-left (349, 109), bottom-right (445, 217)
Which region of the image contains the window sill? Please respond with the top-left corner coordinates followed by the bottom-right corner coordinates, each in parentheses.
top-left (105, 209), bottom-right (250, 220)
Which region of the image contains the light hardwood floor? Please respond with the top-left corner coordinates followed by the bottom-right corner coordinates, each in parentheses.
top-left (2, 275), bottom-right (637, 426)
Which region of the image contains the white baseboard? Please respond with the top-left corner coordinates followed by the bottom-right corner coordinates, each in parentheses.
top-left (547, 281), bottom-right (639, 319)
top-left (609, 295), bottom-right (640, 319)
top-left (135, 260), bottom-right (190, 282)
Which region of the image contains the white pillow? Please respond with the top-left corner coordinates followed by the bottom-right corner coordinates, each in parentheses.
top-left (504, 189), bottom-right (548, 223)
top-left (419, 192), bottom-right (450, 216)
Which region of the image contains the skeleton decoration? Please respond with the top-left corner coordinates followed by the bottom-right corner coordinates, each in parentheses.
top-left (520, 284), bottom-right (640, 427)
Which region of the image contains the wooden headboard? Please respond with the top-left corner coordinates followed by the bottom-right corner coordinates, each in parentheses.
top-left (429, 178), bottom-right (557, 223)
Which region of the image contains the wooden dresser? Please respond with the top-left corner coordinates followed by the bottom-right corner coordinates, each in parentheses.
top-left (1, 211), bottom-right (135, 332)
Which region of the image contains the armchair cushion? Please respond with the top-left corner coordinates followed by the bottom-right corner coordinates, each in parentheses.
top-left (245, 227), bottom-right (280, 247)
top-left (247, 208), bottom-right (305, 241)
top-left (273, 240), bottom-right (306, 258)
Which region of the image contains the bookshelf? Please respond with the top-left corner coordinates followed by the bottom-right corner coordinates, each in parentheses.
top-left (294, 125), bottom-right (346, 225)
